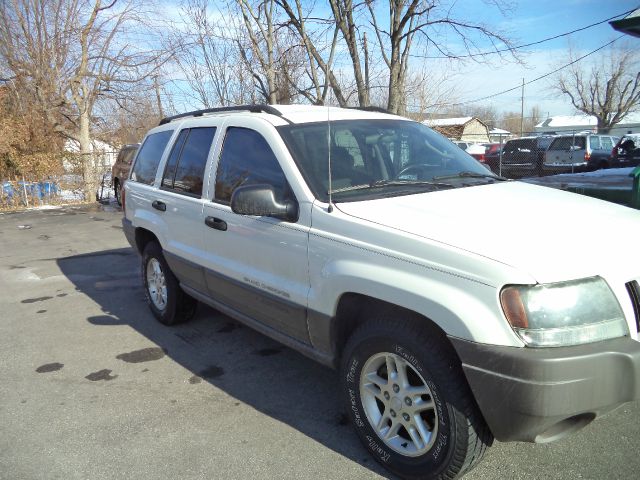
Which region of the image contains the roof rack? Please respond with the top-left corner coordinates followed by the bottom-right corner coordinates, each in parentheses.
top-left (158, 104), bottom-right (292, 126)
top-left (345, 106), bottom-right (394, 115)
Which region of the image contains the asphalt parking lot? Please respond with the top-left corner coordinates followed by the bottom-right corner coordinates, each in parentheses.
top-left (1, 204), bottom-right (639, 480)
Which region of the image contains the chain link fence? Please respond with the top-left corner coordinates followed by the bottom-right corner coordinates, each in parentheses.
top-left (451, 129), bottom-right (633, 180)
top-left (0, 151), bottom-right (117, 210)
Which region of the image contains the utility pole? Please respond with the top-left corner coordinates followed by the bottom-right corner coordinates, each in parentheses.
top-left (520, 78), bottom-right (524, 136)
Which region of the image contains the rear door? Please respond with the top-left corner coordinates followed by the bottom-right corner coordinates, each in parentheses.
top-left (201, 120), bottom-right (311, 343)
top-left (152, 126), bottom-right (218, 293)
top-left (546, 136), bottom-right (586, 166)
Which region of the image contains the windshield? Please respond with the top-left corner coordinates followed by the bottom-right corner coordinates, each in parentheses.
top-left (277, 119), bottom-right (498, 202)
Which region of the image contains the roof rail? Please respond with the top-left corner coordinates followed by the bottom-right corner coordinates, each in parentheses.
top-left (345, 106), bottom-right (395, 115)
top-left (158, 104), bottom-right (292, 126)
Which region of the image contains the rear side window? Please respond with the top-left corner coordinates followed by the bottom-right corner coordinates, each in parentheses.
top-left (162, 127), bottom-right (216, 197)
top-left (549, 136), bottom-right (586, 151)
top-left (505, 139), bottom-right (534, 153)
top-left (590, 136), bottom-right (601, 150)
top-left (131, 131), bottom-right (174, 185)
top-left (124, 149), bottom-right (136, 165)
top-left (537, 137), bottom-right (553, 149)
top-left (214, 127), bottom-right (289, 204)
top-left (600, 137), bottom-right (614, 150)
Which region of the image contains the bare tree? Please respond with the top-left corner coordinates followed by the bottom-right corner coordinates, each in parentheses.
top-left (365, 0), bottom-right (516, 114)
top-left (0, 0), bottom-right (165, 198)
top-left (554, 43), bottom-right (640, 131)
top-left (236, 0), bottom-right (281, 104)
top-left (169, 0), bottom-right (255, 107)
top-left (276, 0), bottom-right (348, 106)
top-left (329, 0), bottom-right (370, 107)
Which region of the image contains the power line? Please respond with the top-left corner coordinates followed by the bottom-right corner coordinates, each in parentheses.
top-left (433, 35), bottom-right (625, 108)
top-left (407, 8), bottom-right (635, 60)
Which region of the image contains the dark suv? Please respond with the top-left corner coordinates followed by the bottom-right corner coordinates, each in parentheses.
top-left (499, 136), bottom-right (554, 177)
top-left (112, 144), bottom-right (139, 205)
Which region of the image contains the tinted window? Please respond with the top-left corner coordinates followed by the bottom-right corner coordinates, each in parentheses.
top-left (537, 137), bottom-right (554, 149)
top-left (505, 139), bottom-right (535, 153)
top-left (215, 127), bottom-right (289, 204)
top-left (162, 129), bottom-right (189, 189)
top-left (131, 131), bottom-right (174, 185)
top-left (549, 136), bottom-right (586, 151)
top-left (171, 127), bottom-right (216, 196)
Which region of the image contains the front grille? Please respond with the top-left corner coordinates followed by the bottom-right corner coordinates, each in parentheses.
top-left (626, 281), bottom-right (640, 333)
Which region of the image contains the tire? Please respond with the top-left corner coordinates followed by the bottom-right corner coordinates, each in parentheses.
top-left (114, 180), bottom-right (122, 206)
top-left (141, 241), bottom-right (197, 325)
top-left (341, 315), bottom-right (492, 480)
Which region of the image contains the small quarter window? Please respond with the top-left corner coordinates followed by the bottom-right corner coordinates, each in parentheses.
top-left (131, 131), bottom-right (174, 185)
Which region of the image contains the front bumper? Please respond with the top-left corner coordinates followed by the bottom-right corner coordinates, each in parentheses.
top-left (450, 336), bottom-right (640, 443)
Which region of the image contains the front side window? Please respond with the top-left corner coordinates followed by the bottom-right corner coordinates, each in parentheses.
top-left (131, 130), bottom-right (174, 185)
top-left (214, 127), bottom-right (290, 204)
top-left (278, 119), bottom-right (496, 202)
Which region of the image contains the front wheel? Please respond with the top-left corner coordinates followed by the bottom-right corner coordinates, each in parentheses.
top-left (341, 317), bottom-right (492, 480)
top-left (142, 241), bottom-right (197, 325)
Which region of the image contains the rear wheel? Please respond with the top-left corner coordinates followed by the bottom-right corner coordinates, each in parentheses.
top-left (142, 241), bottom-right (197, 325)
top-left (341, 315), bottom-right (492, 480)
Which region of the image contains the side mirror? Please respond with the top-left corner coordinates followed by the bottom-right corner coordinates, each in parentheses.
top-left (231, 184), bottom-right (298, 222)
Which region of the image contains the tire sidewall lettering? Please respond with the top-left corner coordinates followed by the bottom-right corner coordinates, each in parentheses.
top-left (345, 336), bottom-right (454, 473)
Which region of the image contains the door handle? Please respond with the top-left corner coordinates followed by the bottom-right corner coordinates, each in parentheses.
top-left (152, 200), bottom-right (166, 212)
top-left (205, 216), bottom-right (227, 231)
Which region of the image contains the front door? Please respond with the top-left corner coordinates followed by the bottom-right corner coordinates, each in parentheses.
top-left (202, 124), bottom-right (311, 343)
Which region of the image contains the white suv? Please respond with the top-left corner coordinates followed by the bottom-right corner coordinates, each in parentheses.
top-left (122, 105), bottom-right (640, 480)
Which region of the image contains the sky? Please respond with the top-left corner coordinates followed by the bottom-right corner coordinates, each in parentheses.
top-left (428, 0), bottom-right (639, 118)
top-left (157, 0), bottom-right (639, 120)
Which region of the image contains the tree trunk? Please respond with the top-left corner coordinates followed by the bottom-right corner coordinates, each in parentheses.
top-left (387, 58), bottom-right (403, 114)
top-left (79, 110), bottom-right (96, 202)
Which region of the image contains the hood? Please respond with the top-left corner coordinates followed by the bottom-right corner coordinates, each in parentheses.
top-left (336, 181), bottom-right (640, 284)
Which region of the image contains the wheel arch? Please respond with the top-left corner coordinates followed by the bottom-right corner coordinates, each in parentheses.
top-left (330, 293), bottom-right (451, 367)
top-left (134, 227), bottom-right (160, 255)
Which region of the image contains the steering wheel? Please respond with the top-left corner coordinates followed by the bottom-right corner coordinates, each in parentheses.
top-left (395, 163), bottom-right (434, 180)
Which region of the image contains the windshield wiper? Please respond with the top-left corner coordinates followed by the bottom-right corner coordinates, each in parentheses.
top-left (330, 179), bottom-right (454, 194)
top-left (432, 171), bottom-right (507, 181)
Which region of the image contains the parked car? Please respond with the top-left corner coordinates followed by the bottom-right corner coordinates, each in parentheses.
top-left (610, 133), bottom-right (640, 168)
top-left (452, 140), bottom-right (471, 150)
top-left (465, 143), bottom-right (486, 161)
top-left (544, 134), bottom-right (619, 173)
top-left (122, 104), bottom-right (640, 480)
top-left (111, 143), bottom-right (140, 205)
top-left (499, 136), bottom-right (554, 177)
top-left (482, 143), bottom-right (502, 173)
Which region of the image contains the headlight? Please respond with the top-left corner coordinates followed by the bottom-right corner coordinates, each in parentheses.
top-left (500, 277), bottom-right (628, 347)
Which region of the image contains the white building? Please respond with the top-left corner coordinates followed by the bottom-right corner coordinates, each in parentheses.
top-left (64, 139), bottom-right (118, 171)
top-left (535, 113), bottom-right (640, 136)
